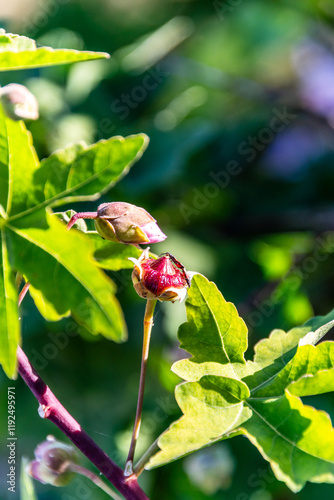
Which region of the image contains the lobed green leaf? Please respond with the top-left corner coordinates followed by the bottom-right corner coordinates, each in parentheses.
top-left (8, 210), bottom-right (126, 341)
top-left (8, 134), bottom-right (149, 219)
top-left (243, 391), bottom-right (334, 492)
top-left (172, 274), bottom-right (250, 382)
top-left (145, 274), bottom-right (334, 493)
top-left (0, 30), bottom-right (109, 71)
top-left (146, 376), bottom-right (251, 469)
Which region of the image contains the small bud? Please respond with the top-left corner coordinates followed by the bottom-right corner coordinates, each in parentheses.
top-left (130, 248), bottom-right (190, 302)
top-left (0, 83), bottom-right (39, 121)
top-left (94, 202), bottom-right (167, 245)
top-left (26, 435), bottom-right (77, 487)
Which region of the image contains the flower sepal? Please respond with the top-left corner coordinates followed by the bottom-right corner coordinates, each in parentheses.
top-left (130, 248), bottom-right (191, 302)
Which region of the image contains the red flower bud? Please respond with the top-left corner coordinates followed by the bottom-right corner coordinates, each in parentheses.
top-left (0, 83), bottom-right (39, 121)
top-left (130, 248), bottom-right (190, 302)
top-left (94, 202), bottom-right (167, 245)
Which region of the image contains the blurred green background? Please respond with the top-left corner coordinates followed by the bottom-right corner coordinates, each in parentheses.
top-left (1, 0), bottom-right (334, 498)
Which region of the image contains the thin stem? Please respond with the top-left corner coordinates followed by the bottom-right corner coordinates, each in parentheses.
top-left (67, 212), bottom-right (98, 230)
top-left (133, 438), bottom-right (159, 478)
top-left (17, 346), bottom-right (149, 500)
top-left (18, 282), bottom-right (31, 306)
top-left (125, 300), bottom-right (157, 476)
top-left (15, 272), bottom-right (23, 290)
top-left (69, 463), bottom-right (123, 500)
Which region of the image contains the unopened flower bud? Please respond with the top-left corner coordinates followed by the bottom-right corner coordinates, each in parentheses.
top-left (130, 248), bottom-right (190, 302)
top-left (0, 83), bottom-right (39, 121)
top-left (94, 202), bottom-right (167, 244)
top-left (26, 436), bottom-right (77, 487)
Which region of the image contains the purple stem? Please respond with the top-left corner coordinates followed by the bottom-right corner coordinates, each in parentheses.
top-left (17, 346), bottom-right (149, 500)
top-left (66, 212), bottom-right (98, 230)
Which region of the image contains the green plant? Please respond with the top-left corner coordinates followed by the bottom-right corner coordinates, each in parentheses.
top-left (1, 31), bottom-right (334, 499)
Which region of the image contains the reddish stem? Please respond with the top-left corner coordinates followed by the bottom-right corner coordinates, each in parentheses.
top-left (17, 346), bottom-right (149, 500)
top-left (66, 212), bottom-right (98, 230)
top-left (18, 282), bottom-right (31, 306)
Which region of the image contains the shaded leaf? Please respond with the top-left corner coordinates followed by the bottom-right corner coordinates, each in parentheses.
top-left (0, 30), bottom-right (109, 71)
top-left (88, 232), bottom-right (142, 271)
top-left (243, 391), bottom-right (334, 492)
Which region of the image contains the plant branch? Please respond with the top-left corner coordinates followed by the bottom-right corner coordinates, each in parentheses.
top-left (69, 463), bottom-right (123, 500)
top-left (125, 300), bottom-right (157, 476)
top-left (17, 346), bottom-right (149, 500)
top-left (18, 282), bottom-right (31, 306)
top-left (133, 438), bottom-right (160, 478)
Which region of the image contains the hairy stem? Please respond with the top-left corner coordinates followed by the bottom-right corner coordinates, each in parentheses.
top-left (67, 212), bottom-right (98, 230)
top-left (17, 346), bottom-right (149, 500)
top-left (125, 300), bottom-right (157, 476)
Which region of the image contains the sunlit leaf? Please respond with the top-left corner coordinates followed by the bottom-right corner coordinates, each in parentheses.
top-left (145, 275), bottom-right (334, 492)
top-left (8, 210), bottom-right (126, 341)
top-left (0, 228), bottom-right (20, 378)
top-left (147, 376), bottom-right (251, 468)
top-left (172, 274), bottom-right (250, 383)
top-left (20, 457), bottom-right (37, 500)
top-left (0, 30), bottom-right (109, 71)
top-left (0, 106), bottom-right (40, 217)
top-left (15, 134), bottom-right (148, 218)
